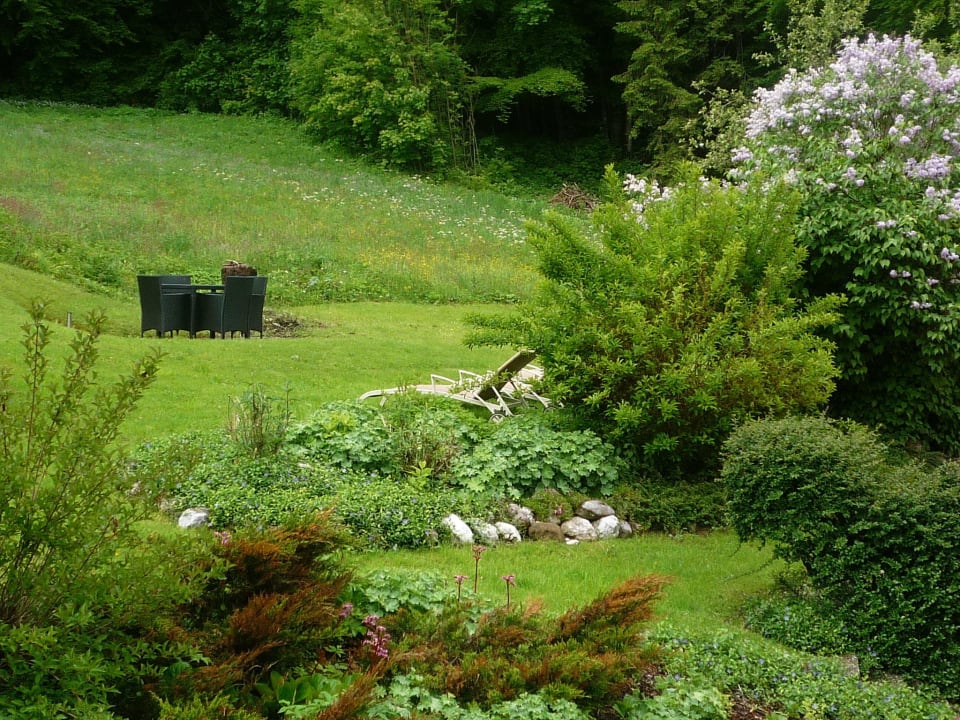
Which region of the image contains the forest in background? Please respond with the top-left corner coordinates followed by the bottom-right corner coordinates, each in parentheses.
top-left (1, 0), bottom-right (958, 185)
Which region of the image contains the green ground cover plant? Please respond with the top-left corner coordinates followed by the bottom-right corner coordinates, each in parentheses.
top-left (448, 414), bottom-right (621, 498)
top-left (134, 393), bottom-right (619, 548)
top-left (639, 626), bottom-right (955, 720)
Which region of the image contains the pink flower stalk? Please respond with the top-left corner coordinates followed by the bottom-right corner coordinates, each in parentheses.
top-left (472, 544), bottom-right (486, 593)
top-left (501, 574), bottom-right (516, 608)
top-left (361, 614), bottom-right (391, 659)
top-left (454, 574), bottom-right (468, 602)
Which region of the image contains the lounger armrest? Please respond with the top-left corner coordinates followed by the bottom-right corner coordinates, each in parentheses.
top-left (429, 374), bottom-right (457, 390)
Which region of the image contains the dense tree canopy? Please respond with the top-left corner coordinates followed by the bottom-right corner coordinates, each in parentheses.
top-left (2, 0), bottom-right (952, 175)
top-left (615, 0), bottom-right (770, 169)
top-left (289, 0), bottom-right (470, 170)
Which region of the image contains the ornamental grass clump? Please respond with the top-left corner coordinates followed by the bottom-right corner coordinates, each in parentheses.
top-left (732, 33), bottom-right (960, 452)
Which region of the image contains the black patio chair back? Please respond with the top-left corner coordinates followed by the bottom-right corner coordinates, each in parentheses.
top-left (194, 276), bottom-right (257, 338)
top-left (248, 276), bottom-right (268, 338)
top-left (137, 274), bottom-right (192, 337)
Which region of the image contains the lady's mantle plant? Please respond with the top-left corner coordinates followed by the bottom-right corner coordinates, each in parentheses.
top-left (731, 33), bottom-right (960, 451)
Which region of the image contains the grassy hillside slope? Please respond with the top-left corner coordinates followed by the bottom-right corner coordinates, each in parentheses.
top-left (0, 100), bottom-right (546, 306)
top-left (0, 102), bottom-right (555, 444)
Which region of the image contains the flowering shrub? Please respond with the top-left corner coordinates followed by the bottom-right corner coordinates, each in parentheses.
top-left (731, 33), bottom-right (960, 451)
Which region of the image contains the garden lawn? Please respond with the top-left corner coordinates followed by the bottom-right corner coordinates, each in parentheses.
top-left (351, 531), bottom-right (787, 629)
top-left (0, 263), bottom-right (514, 444)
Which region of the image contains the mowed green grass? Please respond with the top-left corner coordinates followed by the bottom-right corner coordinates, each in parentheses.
top-left (0, 266), bottom-right (512, 444)
top-left (352, 531), bottom-right (786, 627)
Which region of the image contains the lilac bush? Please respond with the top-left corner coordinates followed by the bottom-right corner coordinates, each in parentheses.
top-left (732, 34), bottom-right (960, 452)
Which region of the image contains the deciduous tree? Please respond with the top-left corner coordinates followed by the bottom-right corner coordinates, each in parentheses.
top-left (290, 0), bottom-right (471, 170)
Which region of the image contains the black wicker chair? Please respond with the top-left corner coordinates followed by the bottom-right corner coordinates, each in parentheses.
top-left (248, 276), bottom-right (268, 338)
top-left (137, 274), bottom-right (192, 337)
top-left (194, 276), bottom-right (257, 338)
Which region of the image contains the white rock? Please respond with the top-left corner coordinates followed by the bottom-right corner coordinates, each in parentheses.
top-left (506, 503), bottom-right (535, 529)
top-left (442, 514), bottom-right (475, 544)
top-left (178, 508), bottom-right (210, 529)
top-left (475, 522), bottom-right (499, 545)
top-left (577, 500), bottom-right (616, 521)
top-left (495, 521), bottom-right (522, 543)
top-left (561, 516), bottom-right (598, 541)
top-left (618, 520), bottom-right (634, 539)
top-left (594, 514), bottom-right (621, 540)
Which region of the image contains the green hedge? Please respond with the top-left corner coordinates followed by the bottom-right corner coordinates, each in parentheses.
top-left (721, 416), bottom-right (960, 693)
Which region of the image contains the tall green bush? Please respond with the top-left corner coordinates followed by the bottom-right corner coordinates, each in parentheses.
top-left (290, 0), bottom-right (471, 170)
top-left (722, 415), bottom-right (960, 693)
top-left (158, 0), bottom-right (297, 114)
top-left (0, 303), bottom-right (160, 625)
top-left (0, 303), bottom-right (216, 715)
top-left (469, 166), bottom-right (841, 478)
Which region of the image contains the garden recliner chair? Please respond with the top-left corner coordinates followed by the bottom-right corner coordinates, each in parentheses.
top-left (359, 350), bottom-right (551, 420)
top-left (138, 274), bottom-right (192, 337)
